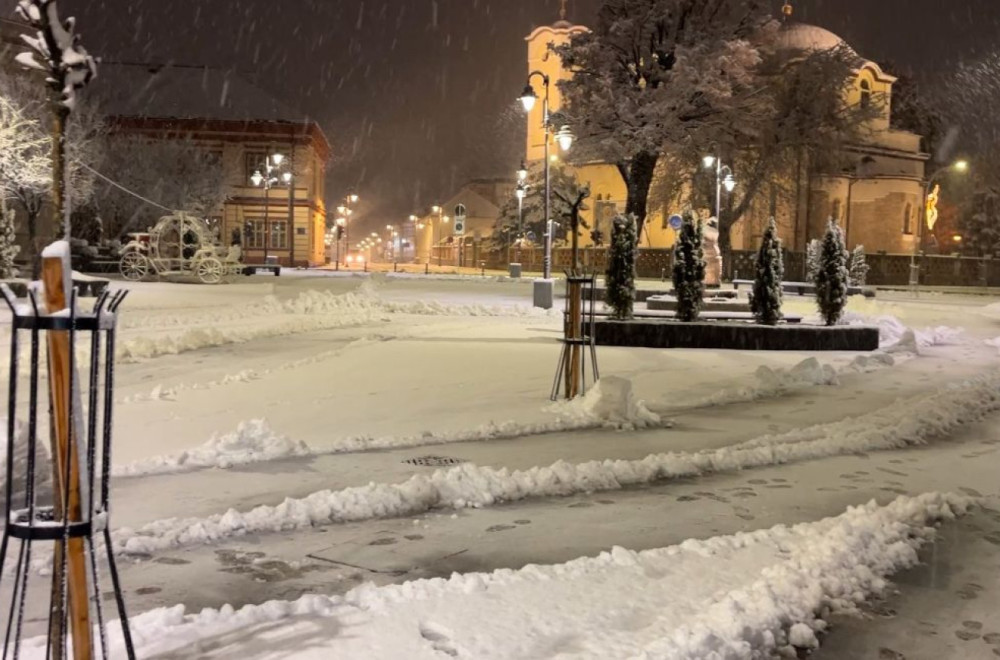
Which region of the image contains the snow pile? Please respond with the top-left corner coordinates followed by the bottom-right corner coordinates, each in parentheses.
top-left (695, 357), bottom-right (839, 407)
top-left (984, 336), bottom-right (1000, 355)
top-left (843, 312), bottom-right (964, 352)
top-left (33, 494), bottom-right (969, 659)
top-left (549, 377), bottom-right (661, 429)
top-left (111, 420), bottom-right (310, 477)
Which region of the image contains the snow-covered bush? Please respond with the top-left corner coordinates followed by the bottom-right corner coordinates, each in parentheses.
top-left (750, 217), bottom-right (783, 325)
top-left (672, 210), bottom-right (705, 322)
top-left (815, 220), bottom-right (849, 326)
top-left (605, 213), bottom-right (637, 320)
top-left (848, 244), bottom-right (869, 286)
top-left (0, 200), bottom-right (19, 278)
top-left (805, 238), bottom-right (821, 281)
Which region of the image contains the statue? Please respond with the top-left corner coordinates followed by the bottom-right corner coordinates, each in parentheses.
top-left (925, 184), bottom-right (940, 231)
top-left (702, 217), bottom-right (723, 286)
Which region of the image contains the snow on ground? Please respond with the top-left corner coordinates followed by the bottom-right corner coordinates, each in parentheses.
top-left (4, 275), bottom-right (1000, 657)
top-left (18, 493), bottom-right (970, 659)
top-left (107, 366), bottom-right (1000, 557)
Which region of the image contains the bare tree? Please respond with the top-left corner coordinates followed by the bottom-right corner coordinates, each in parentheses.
top-left (0, 71), bottom-right (104, 276)
top-left (96, 136), bottom-right (228, 238)
top-left (555, 0), bottom-right (773, 237)
top-left (15, 0), bottom-right (98, 238)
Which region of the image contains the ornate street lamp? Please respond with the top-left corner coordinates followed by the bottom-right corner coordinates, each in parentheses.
top-left (519, 71), bottom-right (574, 305)
top-left (703, 154), bottom-right (736, 221)
top-left (251, 153), bottom-right (292, 264)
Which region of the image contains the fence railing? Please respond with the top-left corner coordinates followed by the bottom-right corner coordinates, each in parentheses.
top-left (460, 247), bottom-right (999, 287)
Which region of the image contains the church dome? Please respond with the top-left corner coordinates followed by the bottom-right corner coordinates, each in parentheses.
top-left (777, 23), bottom-right (851, 54)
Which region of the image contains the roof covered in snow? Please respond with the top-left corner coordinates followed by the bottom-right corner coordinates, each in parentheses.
top-left (777, 23), bottom-right (852, 54)
top-left (95, 62), bottom-right (311, 124)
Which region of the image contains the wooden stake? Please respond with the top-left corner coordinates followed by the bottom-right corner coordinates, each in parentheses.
top-left (43, 253), bottom-right (92, 660)
top-left (566, 280), bottom-right (583, 399)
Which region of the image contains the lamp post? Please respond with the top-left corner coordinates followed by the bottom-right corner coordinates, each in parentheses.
top-left (702, 154), bottom-right (736, 222)
top-left (251, 153), bottom-right (292, 264)
top-left (520, 73), bottom-right (573, 301)
top-left (514, 161), bottom-right (529, 265)
top-left (910, 160), bottom-right (969, 291)
top-left (430, 205), bottom-right (450, 268)
top-left (335, 194), bottom-right (360, 268)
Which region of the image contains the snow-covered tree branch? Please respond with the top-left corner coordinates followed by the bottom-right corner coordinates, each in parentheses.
top-left (15, 0), bottom-right (97, 240)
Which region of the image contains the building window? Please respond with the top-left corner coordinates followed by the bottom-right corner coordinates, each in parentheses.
top-left (903, 203), bottom-right (913, 235)
top-left (832, 199), bottom-right (842, 221)
top-left (245, 152), bottom-right (267, 185)
top-left (243, 220), bottom-right (288, 249)
top-left (860, 79), bottom-right (872, 110)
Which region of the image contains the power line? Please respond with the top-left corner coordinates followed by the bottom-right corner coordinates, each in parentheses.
top-left (76, 161), bottom-right (178, 214)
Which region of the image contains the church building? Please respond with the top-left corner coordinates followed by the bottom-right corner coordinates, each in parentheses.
top-left (522, 3), bottom-right (927, 256)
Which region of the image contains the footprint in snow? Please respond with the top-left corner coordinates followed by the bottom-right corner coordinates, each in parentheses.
top-left (153, 557), bottom-right (190, 566)
top-left (419, 623), bottom-right (459, 657)
top-left (135, 586), bottom-right (161, 596)
top-left (955, 630), bottom-right (981, 641)
top-left (486, 524), bottom-right (515, 533)
top-left (369, 537), bottom-right (398, 546)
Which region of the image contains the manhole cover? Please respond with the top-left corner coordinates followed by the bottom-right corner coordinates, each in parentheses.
top-left (403, 456), bottom-right (465, 467)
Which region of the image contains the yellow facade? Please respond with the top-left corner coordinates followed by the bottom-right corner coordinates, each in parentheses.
top-left (523, 19), bottom-right (926, 255)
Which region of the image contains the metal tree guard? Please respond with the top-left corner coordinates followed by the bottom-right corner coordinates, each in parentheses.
top-left (551, 274), bottom-right (599, 400)
top-left (0, 284), bottom-right (135, 660)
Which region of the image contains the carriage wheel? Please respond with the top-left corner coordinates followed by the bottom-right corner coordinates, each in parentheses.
top-left (120, 252), bottom-right (150, 281)
top-left (196, 257), bottom-right (225, 284)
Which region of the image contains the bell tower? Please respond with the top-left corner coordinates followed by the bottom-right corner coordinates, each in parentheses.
top-left (524, 3), bottom-right (587, 162)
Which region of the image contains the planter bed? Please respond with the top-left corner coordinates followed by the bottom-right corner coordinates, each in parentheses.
top-left (646, 295), bottom-right (751, 313)
top-left (594, 318), bottom-right (879, 351)
top-left (592, 287), bottom-right (738, 302)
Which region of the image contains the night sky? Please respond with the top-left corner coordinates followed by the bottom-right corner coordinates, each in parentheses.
top-left (9, 0), bottom-right (1000, 231)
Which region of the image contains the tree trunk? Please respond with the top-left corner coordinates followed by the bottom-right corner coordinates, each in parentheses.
top-left (619, 151), bottom-right (658, 242)
top-left (570, 211), bottom-right (580, 275)
top-left (52, 104), bottom-right (70, 239)
top-left (27, 208), bottom-right (42, 280)
top-left (718, 214), bottom-right (735, 281)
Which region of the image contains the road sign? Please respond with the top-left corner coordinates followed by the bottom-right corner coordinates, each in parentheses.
top-left (454, 203), bottom-right (467, 236)
top-left (668, 214), bottom-right (683, 230)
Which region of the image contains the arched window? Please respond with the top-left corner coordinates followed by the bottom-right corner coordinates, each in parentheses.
top-left (903, 202), bottom-right (913, 235)
top-left (860, 79), bottom-right (872, 110)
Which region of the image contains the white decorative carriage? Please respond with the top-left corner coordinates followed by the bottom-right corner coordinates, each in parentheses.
top-left (118, 213), bottom-right (243, 284)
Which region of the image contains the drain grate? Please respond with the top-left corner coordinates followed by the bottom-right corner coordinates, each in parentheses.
top-left (403, 455), bottom-right (465, 467)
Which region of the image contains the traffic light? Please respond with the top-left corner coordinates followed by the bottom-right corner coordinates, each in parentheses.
top-left (336, 226), bottom-right (344, 240)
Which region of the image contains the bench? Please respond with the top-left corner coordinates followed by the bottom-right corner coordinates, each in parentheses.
top-left (243, 265), bottom-right (281, 277)
top-left (732, 279), bottom-right (875, 298)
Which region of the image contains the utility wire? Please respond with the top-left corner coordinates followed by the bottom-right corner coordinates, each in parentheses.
top-left (75, 161), bottom-right (178, 214)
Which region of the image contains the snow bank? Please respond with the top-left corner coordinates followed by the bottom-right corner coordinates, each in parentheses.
top-left (30, 494), bottom-right (969, 659)
top-left (843, 312), bottom-right (964, 352)
top-left (107, 369), bottom-right (1000, 556)
top-left (111, 420), bottom-right (309, 477)
top-left (548, 377), bottom-right (661, 429)
top-left (694, 357), bottom-right (839, 407)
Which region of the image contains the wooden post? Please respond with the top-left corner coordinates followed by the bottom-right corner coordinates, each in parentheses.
top-left (565, 279), bottom-right (583, 399)
top-left (42, 251), bottom-right (92, 660)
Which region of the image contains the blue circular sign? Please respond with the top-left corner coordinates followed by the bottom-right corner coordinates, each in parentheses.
top-left (668, 214), bottom-right (683, 230)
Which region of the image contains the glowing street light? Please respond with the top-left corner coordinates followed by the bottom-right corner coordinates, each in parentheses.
top-left (703, 153), bottom-right (736, 221)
